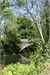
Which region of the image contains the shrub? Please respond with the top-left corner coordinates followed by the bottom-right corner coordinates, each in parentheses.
top-left (1, 30), bottom-right (21, 55)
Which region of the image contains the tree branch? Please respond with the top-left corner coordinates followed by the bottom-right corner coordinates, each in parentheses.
top-left (25, 1), bottom-right (45, 43)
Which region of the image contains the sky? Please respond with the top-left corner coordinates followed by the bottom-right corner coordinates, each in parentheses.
top-left (0, 0), bottom-right (44, 27)
top-left (0, 0), bottom-right (49, 23)
top-left (8, 0), bottom-right (43, 19)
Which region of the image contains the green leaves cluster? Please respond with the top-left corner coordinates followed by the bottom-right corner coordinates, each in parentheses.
top-left (16, 0), bottom-right (26, 7)
top-left (0, 0), bottom-right (10, 8)
top-left (41, 0), bottom-right (49, 42)
top-left (0, 53), bottom-right (48, 75)
top-left (1, 15), bottom-right (21, 55)
top-left (17, 16), bottom-right (36, 38)
top-left (1, 30), bottom-right (21, 55)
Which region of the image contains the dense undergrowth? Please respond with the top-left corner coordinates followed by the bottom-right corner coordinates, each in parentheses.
top-left (0, 62), bottom-right (46, 75)
top-left (0, 40), bottom-right (50, 75)
top-left (0, 52), bottom-right (50, 75)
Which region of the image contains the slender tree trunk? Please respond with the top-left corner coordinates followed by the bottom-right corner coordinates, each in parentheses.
top-left (37, 22), bottom-right (45, 43)
top-left (26, 8), bottom-right (45, 43)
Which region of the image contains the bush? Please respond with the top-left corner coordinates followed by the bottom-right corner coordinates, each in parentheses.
top-left (0, 62), bottom-right (46, 75)
top-left (1, 30), bottom-right (21, 55)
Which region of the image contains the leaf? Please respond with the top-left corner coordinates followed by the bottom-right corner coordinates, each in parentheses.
top-left (16, 0), bottom-right (26, 7)
top-left (3, 9), bottom-right (12, 15)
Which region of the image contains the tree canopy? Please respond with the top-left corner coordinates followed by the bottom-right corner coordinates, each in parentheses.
top-left (0, 0), bottom-right (50, 56)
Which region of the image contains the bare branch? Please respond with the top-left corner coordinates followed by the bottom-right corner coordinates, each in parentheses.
top-left (24, 0), bottom-right (45, 43)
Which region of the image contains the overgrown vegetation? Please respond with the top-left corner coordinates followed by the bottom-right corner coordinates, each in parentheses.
top-left (0, 0), bottom-right (50, 75)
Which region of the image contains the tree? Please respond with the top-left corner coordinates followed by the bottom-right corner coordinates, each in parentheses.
top-left (41, 0), bottom-right (50, 42)
top-left (0, 14), bottom-right (21, 55)
top-left (14, 0), bottom-right (50, 46)
top-left (16, 0), bottom-right (45, 43)
top-left (0, 0), bottom-right (45, 43)
top-left (17, 16), bottom-right (38, 39)
top-left (0, 0), bottom-right (49, 55)
top-left (0, 0), bottom-right (12, 16)
top-left (1, 22), bottom-right (21, 55)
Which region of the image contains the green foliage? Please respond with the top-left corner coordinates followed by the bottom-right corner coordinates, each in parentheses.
top-left (41, 0), bottom-right (49, 42)
top-left (2, 32), bottom-right (21, 55)
top-left (17, 16), bottom-right (32, 29)
top-left (1, 0), bottom-right (10, 9)
top-left (0, 56), bottom-right (47, 75)
top-left (1, 26), bottom-right (21, 55)
top-left (16, 0), bottom-right (26, 7)
top-left (2, 9), bottom-right (12, 15)
top-left (0, 15), bottom-right (21, 55)
top-left (0, 0), bottom-right (12, 16)
top-left (17, 16), bottom-right (36, 38)
top-left (0, 1), bottom-right (50, 74)
top-left (0, 38), bottom-right (49, 75)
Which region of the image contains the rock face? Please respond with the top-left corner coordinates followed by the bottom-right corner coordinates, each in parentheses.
top-left (0, 54), bottom-right (30, 65)
top-left (20, 54), bottom-right (30, 64)
top-left (0, 54), bottom-right (20, 65)
top-left (20, 39), bottom-right (33, 52)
